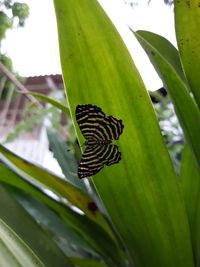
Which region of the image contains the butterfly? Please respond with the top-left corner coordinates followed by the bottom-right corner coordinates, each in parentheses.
top-left (76, 104), bottom-right (124, 178)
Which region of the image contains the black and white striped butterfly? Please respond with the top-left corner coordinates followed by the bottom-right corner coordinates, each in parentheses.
top-left (76, 104), bottom-right (124, 178)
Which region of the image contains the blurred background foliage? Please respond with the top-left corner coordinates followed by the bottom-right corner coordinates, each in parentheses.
top-left (0, 0), bottom-right (29, 67)
top-left (151, 88), bottom-right (183, 173)
top-left (0, 0), bottom-right (29, 96)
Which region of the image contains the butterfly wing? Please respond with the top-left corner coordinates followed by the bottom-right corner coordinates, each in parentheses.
top-left (104, 143), bottom-right (122, 166)
top-left (78, 145), bottom-right (104, 178)
top-left (78, 143), bottom-right (121, 178)
top-left (106, 115), bottom-right (124, 140)
top-left (76, 104), bottom-right (124, 141)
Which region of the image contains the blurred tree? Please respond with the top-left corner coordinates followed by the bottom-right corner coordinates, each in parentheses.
top-left (0, 0), bottom-right (29, 71)
top-left (0, 0), bottom-right (29, 100)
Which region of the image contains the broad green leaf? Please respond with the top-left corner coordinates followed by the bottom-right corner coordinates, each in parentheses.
top-left (0, 184), bottom-right (72, 267)
top-left (179, 145), bottom-right (200, 265)
top-left (53, 1), bottom-right (194, 266)
top-left (134, 30), bottom-right (200, 167)
top-left (0, 160), bottom-right (125, 266)
top-left (0, 217), bottom-right (45, 267)
top-left (13, 190), bottom-right (100, 260)
top-left (0, 144), bottom-right (113, 238)
top-left (174, 0), bottom-right (200, 108)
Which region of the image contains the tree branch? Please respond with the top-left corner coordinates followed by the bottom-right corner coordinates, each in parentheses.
top-left (0, 62), bottom-right (42, 108)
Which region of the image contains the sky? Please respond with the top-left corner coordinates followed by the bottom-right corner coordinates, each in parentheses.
top-left (2, 0), bottom-right (175, 91)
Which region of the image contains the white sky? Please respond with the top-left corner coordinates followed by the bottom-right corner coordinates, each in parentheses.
top-left (2, 0), bottom-right (175, 91)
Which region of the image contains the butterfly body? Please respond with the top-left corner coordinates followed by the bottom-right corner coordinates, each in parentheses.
top-left (76, 104), bottom-right (124, 178)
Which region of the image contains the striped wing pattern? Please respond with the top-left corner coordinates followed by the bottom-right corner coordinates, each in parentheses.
top-left (76, 104), bottom-right (123, 141)
top-left (76, 104), bottom-right (123, 178)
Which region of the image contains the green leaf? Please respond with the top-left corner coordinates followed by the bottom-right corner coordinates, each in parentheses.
top-left (46, 129), bottom-right (86, 191)
top-left (174, 0), bottom-right (200, 108)
top-left (179, 145), bottom-right (200, 265)
top-left (134, 30), bottom-right (200, 167)
top-left (0, 184), bottom-right (72, 267)
top-left (53, 1), bottom-right (194, 266)
top-left (29, 92), bottom-right (70, 116)
top-left (13, 190), bottom-right (100, 260)
top-left (0, 217), bottom-right (45, 267)
top-left (0, 146), bottom-right (125, 266)
top-left (0, 144), bottom-right (113, 238)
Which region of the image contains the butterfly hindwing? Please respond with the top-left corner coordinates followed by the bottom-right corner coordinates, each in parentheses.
top-left (78, 145), bottom-right (103, 178)
top-left (78, 143), bottom-right (121, 178)
top-left (104, 143), bottom-right (121, 166)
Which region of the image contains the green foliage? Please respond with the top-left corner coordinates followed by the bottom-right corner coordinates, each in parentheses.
top-left (0, 0), bottom-right (29, 75)
top-left (0, 0), bottom-right (29, 36)
top-left (134, 30), bottom-right (200, 166)
top-left (0, 144), bottom-right (125, 267)
top-left (0, 0), bottom-right (29, 102)
top-left (0, 0), bottom-right (200, 266)
top-left (0, 53), bottom-right (13, 70)
top-left (12, 2), bottom-right (29, 26)
top-left (52, 0), bottom-right (199, 266)
top-left (152, 91), bottom-right (183, 172)
top-left (47, 129), bottom-right (85, 191)
top-left (0, 11), bottom-right (12, 39)
top-left (0, 193), bottom-right (45, 267)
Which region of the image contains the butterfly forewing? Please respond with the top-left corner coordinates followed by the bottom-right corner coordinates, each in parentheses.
top-left (76, 104), bottom-right (124, 178)
top-left (76, 104), bottom-right (123, 141)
